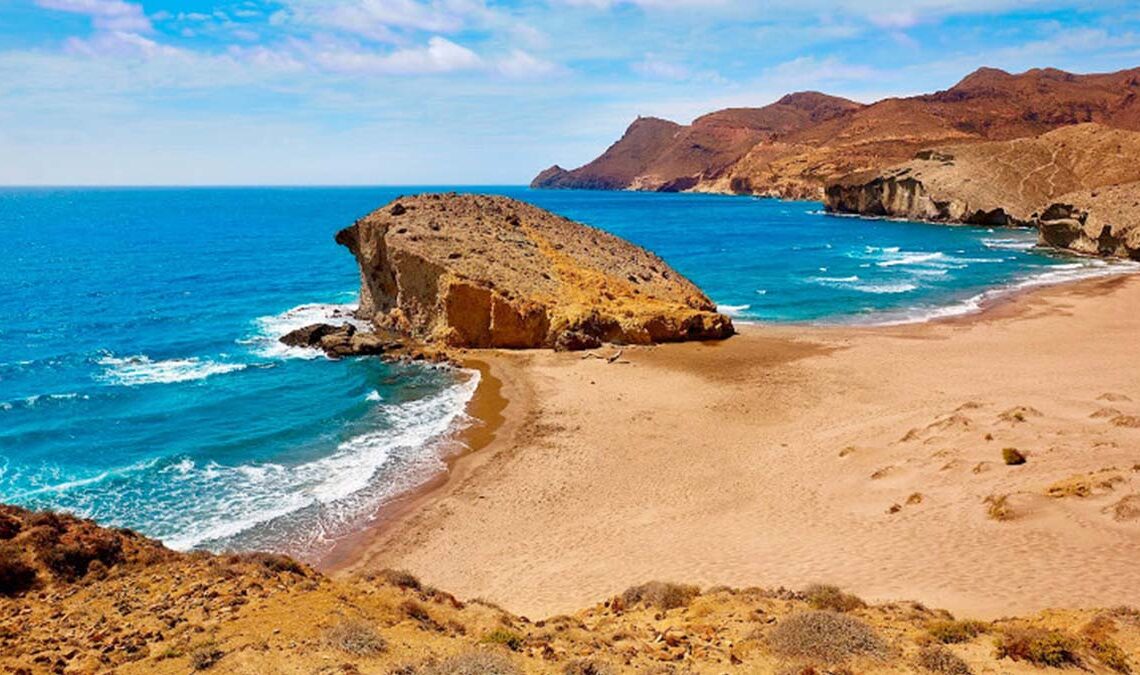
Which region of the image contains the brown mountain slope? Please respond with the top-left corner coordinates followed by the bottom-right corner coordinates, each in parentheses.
top-left (3, 505), bottom-right (1139, 674)
top-left (823, 123), bottom-right (1140, 231)
top-left (536, 66), bottom-right (1140, 199)
top-left (532, 92), bottom-right (863, 192)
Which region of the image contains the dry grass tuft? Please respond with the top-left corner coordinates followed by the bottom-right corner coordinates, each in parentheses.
top-left (323, 618), bottom-right (387, 656)
top-left (229, 552), bottom-right (306, 576)
top-left (984, 494), bottom-right (1014, 521)
top-left (376, 568), bottom-right (422, 591)
top-left (562, 658), bottom-right (618, 674)
top-left (1105, 494), bottom-right (1140, 522)
top-left (481, 628), bottom-right (525, 651)
top-left (416, 651), bottom-right (522, 675)
top-left (994, 627), bottom-right (1082, 668)
top-left (768, 610), bottom-right (888, 663)
top-left (926, 619), bottom-right (988, 644)
top-left (1083, 615), bottom-right (1132, 673)
top-left (1001, 448), bottom-right (1026, 466)
top-left (620, 581), bottom-right (700, 610)
top-left (804, 584), bottom-right (866, 613)
top-left (188, 642), bottom-right (223, 670)
top-left (916, 644), bottom-right (973, 674)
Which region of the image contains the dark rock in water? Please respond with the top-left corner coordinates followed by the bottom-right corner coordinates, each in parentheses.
top-left (279, 323), bottom-right (402, 358)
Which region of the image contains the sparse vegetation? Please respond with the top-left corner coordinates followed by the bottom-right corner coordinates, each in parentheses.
top-left (482, 628), bottom-right (525, 651)
top-left (984, 494), bottom-right (1014, 521)
top-left (994, 627), bottom-right (1082, 668)
top-left (0, 543), bottom-right (36, 597)
top-left (416, 651), bottom-right (522, 675)
top-left (1083, 615), bottom-right (1132, 673)
top-left (188, 642), bottom-right (224, 670)
top-left (804, 584), bottom-right (866, 613)
top-left (229, 551), bottom-right (306, 576)
top-left (768, 611), bottom-right (888, 663)
top-left (620, 581), bottom-right (700, 610)
top-left (37, 529), bottom-right (123, 581)
top-left (323, 618), bottom-right (388, 656)
top-left (1002, 448), bottom-right (1026, 465)
top-left (916, 644), bottom-right (973, 674)
top-left (378, 568), bottom-right (423, 591)
top-left (927, 619), bottom-right (988, 644)
top-left (563, 658), bottom-right (617, 675)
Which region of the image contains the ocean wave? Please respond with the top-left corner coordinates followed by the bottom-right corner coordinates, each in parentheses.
top-left (243, 301), bottom-right (366, 359)
top-left (876, 251), bottom-right (945, 267)
top-left (983, 237), bottom-right (1037, 251)
top-left (852, 281), bottom-right (918, 294)
top-left (1, 392), bottom-right (90, 411)
top-left (365, 390), bottom-right (383, 402)
top-left (717, 304), bottom-right (751, 316)
top-left (96, 354), bottom-right (247, 387)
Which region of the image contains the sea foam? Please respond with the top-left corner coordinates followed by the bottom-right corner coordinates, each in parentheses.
top-left (97, 354), bottom-right (247, 386)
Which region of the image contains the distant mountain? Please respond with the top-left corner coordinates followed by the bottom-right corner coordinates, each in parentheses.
top-left (533, 67), bottom-right (1140, 199)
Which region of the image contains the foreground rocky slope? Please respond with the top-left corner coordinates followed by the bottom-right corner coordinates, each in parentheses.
top-left (2, 504), bottom-right (1138, 674)
top-left (333, 194), bottom-right (732, 351)
top-left (534, 67), bottom-right (1140, 199)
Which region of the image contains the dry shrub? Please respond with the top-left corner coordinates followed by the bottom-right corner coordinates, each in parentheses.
top-left (0, 543), bottom-right (36, 597)
top-left (229, 552), bottom-right (306, 576)
top-left (804, 584), bottom-right (866, 613)
top-left (0, 512), bottom-right (22, 540)
top-left (994, 627), bottom-right (1082, 668)
top-left (927, 619), bottom-right (988, 644)
top-left (417, 651), bottom-right (521, 675)
top-left (916, 645), bottom-right (972, 674)
top-left (481, 628), bottom-right (524, 651)
top-left (1002, 448), bottom-right (1026, 466)
top-left (1105, 494), bottom-right (1140, 522)
top-left (188, 642), bottom-right (224, 670)
top-left (620, 581), bottom-right (700, 610)
top-left (1048, 472), bottom-right (1124, 499)
top-left (377, 568), bottom-right (422, 591)
top-left (1083, 615), bottom-right (1132, 673)
top-left (984, 495), bottom-right (1014, 521)
top-left (563, 658), bottom-right (617, 674)
top-left (768, 611), bottom-right (888, 663)
top-left (323, 618), bottom-right (387, 656)
top-left (39, 529), bottom-right (122, 581)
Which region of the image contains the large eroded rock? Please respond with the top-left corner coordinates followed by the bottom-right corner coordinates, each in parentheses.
top-left (335, 194), bottom-right (733, 349)
top-left (1037, 183), bottom-right (1140, 260)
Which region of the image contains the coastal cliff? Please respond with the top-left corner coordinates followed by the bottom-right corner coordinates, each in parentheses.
top-left (335, 193), bottom-right (732, 350)
top-left (534, 67), bottom-right (1140, 199)
top-left (823, 124), bottom-right (1140, 258)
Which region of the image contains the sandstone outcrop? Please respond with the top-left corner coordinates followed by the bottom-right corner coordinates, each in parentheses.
top-left (279, 323), bottom-right (404, 358)
top-left (535, 67), bottom-right (1140, 199)
top-left (824, 124), bottom-right (1140, 234)
top-left (335, 194), bottom-right (733, 350)
top-left (1038, 183), bottom-right (1140, 259)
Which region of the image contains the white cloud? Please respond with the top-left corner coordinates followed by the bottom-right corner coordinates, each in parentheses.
top-left (35, 0), bottom-right (152, 33)
top-left (309, 35), bottom-right (484, 74)
top-left (496, 49), bottom-right (561, 78)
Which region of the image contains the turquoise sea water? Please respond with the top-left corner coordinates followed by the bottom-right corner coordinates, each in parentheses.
top-left (1, 186), bottom-right (1134, 558)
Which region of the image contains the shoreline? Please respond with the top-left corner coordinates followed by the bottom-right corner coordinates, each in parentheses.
top-left (328, 272), bottom-right (1140, 619)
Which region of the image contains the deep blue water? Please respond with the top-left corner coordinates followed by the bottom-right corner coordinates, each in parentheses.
top-left (0, 186), bottom-right (1133, 557)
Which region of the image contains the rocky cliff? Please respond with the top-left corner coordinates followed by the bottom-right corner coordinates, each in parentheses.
top-left (4, 505), bottom-right (1139, 674)
top-left (824, 124), bottom-right (1140, 232)
top-left (335, 194), bottom-right (732, 350)
top-left (535, 66), bottom-right (1140, 199)
top-left (1038, 183), bottom-right (1140, 259)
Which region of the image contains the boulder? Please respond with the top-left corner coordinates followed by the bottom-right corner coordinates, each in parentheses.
top-left (279, 323), bottom-right (403, 358)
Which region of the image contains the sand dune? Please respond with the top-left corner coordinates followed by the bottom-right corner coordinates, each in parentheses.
top-left (341, 274), bottom-right (1140, 620)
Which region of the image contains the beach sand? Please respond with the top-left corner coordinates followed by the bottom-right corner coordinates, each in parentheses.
top-left (338, 274), bottom-right (1140, 621)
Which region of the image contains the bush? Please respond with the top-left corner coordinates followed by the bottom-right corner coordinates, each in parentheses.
top-left (620, 581), bottom-right (700, 610)
top-left (984, 495), bottom-right (1014, 521)
top-left (1083, 615), bottom-right (1132, 673)
top-left (323, 618), bottom-right (387, 656)
top-left (378, 568), bottom-right (422, 591)
top-left (417, 651), bottom-right (521, 675)
top-left (927, 619), bottom-right (988, 644)
top-left (563, 658), bottom-right (617, 675)
top-left (916, 645), bottom-right (972, 674)
top-left (230, 552), bottom-right (306, 576)
top-left (768, 611), bottom-right (888, 663)
top-left (39, 530), bottom-right (122, 581)
top-left (1002, 448), bottom-right (1026, 466)
top-left (804, 584), bottom-right (866, 613)
top-left (994, 628), bottom-right (1082, 668)
top-left (188, 642), bottom-right (224, 670)
top-left (482, 628), bottom-right (524, 651)
top-left (0, 544), bottom-right (36, 597)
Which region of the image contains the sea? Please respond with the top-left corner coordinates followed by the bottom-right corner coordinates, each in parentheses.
top-left (1, 186), bottom-right (1135, 559)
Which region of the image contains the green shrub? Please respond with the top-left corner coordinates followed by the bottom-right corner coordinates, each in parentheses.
top-left (927, 619), bottom-right (988, 644)
top-left (804, 584), bottom-right (866, 613)
top-left (482, 628), bottom-right (524, 651)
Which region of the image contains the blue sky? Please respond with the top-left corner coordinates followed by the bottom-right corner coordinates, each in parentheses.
top-left (1, 0), bottom-right (1139, 185)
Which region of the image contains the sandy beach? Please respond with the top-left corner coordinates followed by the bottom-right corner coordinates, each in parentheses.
top-left (340, 274), bottom-right (1140, 621)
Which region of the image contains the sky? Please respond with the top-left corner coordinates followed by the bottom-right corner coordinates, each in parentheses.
top-left (1, 1), bottom-right (1139, 185)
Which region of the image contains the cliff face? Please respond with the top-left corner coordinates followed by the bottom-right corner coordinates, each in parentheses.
top-left (1038, 183), bottom-right (1140, 259)
top-left (535, 67), bottom-right (1140, 199)
top-left (335, 194), bottom-right (732, 350)
top-left (824, 124), bottom-right (1140, 239)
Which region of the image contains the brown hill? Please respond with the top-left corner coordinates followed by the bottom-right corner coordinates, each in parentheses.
top-left (335, 194), bottom-right (732, 350)
top-left (535, 66), bottom-right (1140, 199)
top-left (4, 504), bottom-right (1139, 674)
top-left (531, 92), bottom-right (863, 192)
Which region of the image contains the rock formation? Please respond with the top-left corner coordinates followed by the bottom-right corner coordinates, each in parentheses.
top-left (825, 124), bottom-right (1140, 226)
top-left (534, 67), bottom-right (1140, 199)
top-left (279, 323), bottom-right (404, 358)
top-left (1037, 183), bottom-right (1140, 259)
top-left (335, 194), bottom-right (733, 350)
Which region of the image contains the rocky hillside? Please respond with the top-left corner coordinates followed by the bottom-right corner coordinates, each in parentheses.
top-left (534, 67), bottom-right (1140, 199)
top-left (3, 504), bottom-right (1139, 674)
top-left (334, 194), bottom-right (732, 351)
top-left (824, 124), bottom-right (1140, 225)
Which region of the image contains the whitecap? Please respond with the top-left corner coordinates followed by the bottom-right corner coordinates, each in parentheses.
top-left (718, 304), bottom-right (751, 316)
top-left (982, 237), bottom-right (1037, 251)
top-left (365, 390), bottom-right (383, 402)
top-left (97, 354), bottom-right (247, 386)
top-left (876, 252), bottom-right (945, 267)
top-left (851, 281), bottom-right (918, 294)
